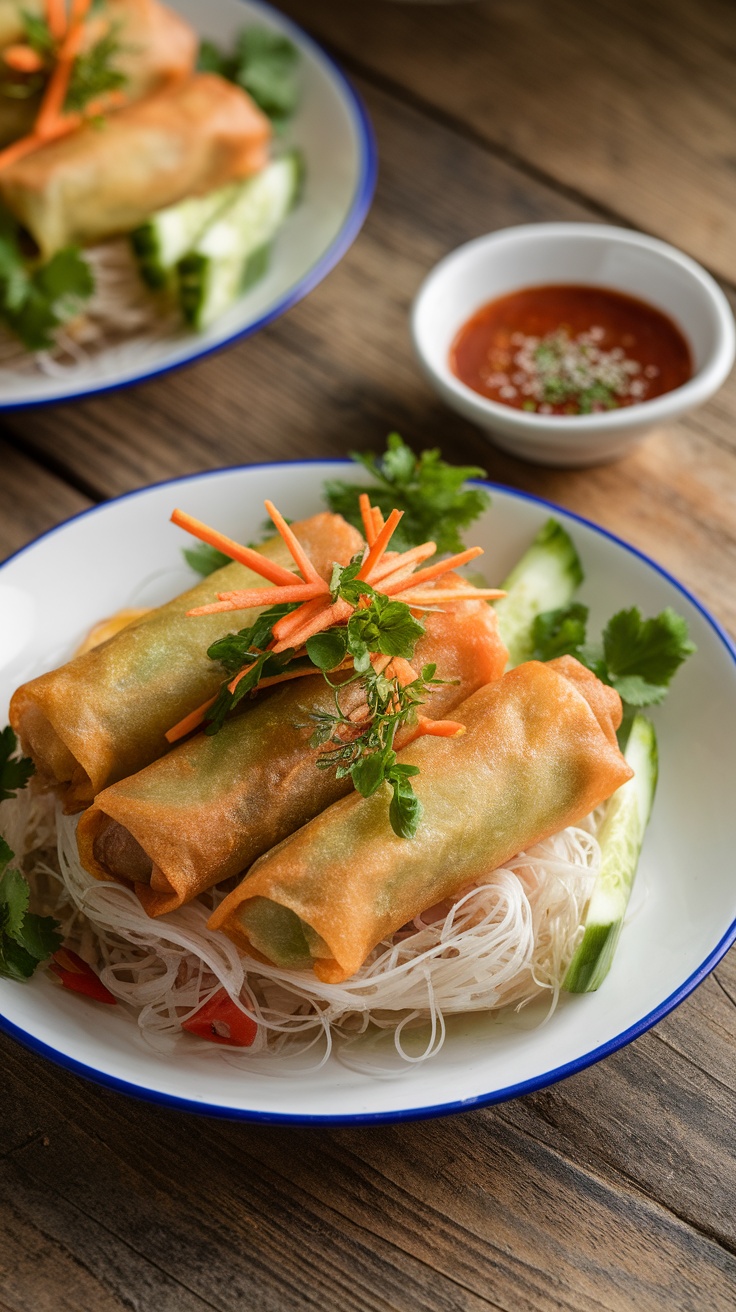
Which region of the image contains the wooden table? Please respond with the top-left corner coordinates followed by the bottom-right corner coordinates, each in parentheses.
top-left (2, 2), bottom-right (735, 1307)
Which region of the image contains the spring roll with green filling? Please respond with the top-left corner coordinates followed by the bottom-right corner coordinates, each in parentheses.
top-left (10, 512), bottom-right (362, 812)
top-left (0, 73), bottom-right (271, 256)
top-left (76, 578), bottom-right (509, 915)
top-left (209, 656), bottom-right (633, 983)
top-left (0, 1), bottom-right (197, 148)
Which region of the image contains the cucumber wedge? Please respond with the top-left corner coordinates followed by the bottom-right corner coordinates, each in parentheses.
top-left (564, 714), bottom-right (658, 993)
top-left (177, 152), bottom-right (302, 331)
top-left (130, 186), bottom-right (239, 289)
top-left (493, 519), bottom-right (583, 667)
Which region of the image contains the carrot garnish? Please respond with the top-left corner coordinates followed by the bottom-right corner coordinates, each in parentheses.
top-left (264, 499), bottom-right (323, 585)
top-left (356, 508), bottom-right (403, 580)
top-left (372, 505), bottom-right (384, 537)
top-left (46, 0), bottom-right (68, 41)
top-left (3, 44), bottom-right (45, 73)
top-left (187, 580), bottom-right (327, 616)
top-left (359, 493), bottom-right (376, 546)
top-left (171, 509), bottom-right (300, 587)
top-left (165, 697), bottom-right (218, 744)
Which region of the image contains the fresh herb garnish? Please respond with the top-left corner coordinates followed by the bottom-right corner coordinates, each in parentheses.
top-left (14, 6), bottom-right (128, 116)
top-left (0, 208), bottom-right (94, 350)
top-left (184, 542), bottom-right (233, 578)
top-left (198, 26), bottom-right (300, 131)
top-left (0, 839), bottom-right (62, 980)
top-left (308, 655), bottom-right (447, 841)
top-left (531, 603), bottom-right (695, 737)
top-left (324, 433), bottom-right (490, 554)
top-left (0, 724), bottom-right (34, 801)
top-left (65, 22), bottom-right (127, 116)
top-left (0, 727), bottom-right (62, 981)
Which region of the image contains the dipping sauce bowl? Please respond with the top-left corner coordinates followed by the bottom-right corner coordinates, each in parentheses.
top-left (411, 223), bottom-right (736, 466)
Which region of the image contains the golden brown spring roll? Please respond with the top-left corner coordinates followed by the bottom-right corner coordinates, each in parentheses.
top-left (76, 581), bottom-right (509, 915)
top-left (0, 73), bottom-right (271, 255)
top-left (0, 1), bottom-right (196, 148)
top-left (209, 656), bottom-right (633, 983)
top-left (10, 512), bottom-right (362, 812)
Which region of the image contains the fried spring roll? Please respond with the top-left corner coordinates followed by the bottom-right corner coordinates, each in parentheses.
top-left (10, 512), bottom-right (362, 811)
top-left (0, 73), bottom-right (271, 255)
top-left (209, 657), bottom-right (633, 983)
top-left (0, 1), bottom-right (197, 148)
top-left (76, 580), bottom-right (509, 915)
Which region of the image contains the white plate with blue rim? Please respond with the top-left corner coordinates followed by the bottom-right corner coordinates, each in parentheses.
top-left (0, 0), bottom-right (376, 409)
top-left (1, 459), bottom-right (735, 1123)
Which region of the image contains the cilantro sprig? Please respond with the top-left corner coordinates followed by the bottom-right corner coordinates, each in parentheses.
top-left (531, 603), bottom-right (696, 738)
top-left (198, 27), bottom-right (300, 131)
top-left (0, 208), bottom-right (94, 351)
top-left (324, 433), bottom-right (490, 555)
top-left (0, 728), bottom-right (62, 981)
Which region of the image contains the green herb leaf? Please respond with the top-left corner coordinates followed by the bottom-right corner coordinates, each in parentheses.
top-left (306, 629), bottom-right (348, 671)
top-left (207, 603), bottom-right (299, 675)
top-left (602, 607), bottom-right (696, 691)
top-left (0, 210), bottom-right (94, 352)
top-left (329, 558), bottom-right (376, 606)
top-left (183, 542), bottom-right (233, 577)
top-left (65, 22), bottom-right (127, 116)
top-left (0, 843), bottom-right (62, 982)
top-left (347, 597), bottom-right (425, 662)
top-left (388, 768), bottom-right (423, 840)
top-left (351, 748), bottom-right (394, 799)
top-left (530, 603), bottom-right (589, 663)
top-left (324, 433), bottom-right (490, 554)
top-left (0, 726), bottom-right (34, 802)
top-left (198, 26), bottom-right (300, 130)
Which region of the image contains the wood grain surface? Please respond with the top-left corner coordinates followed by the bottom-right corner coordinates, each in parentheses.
top-left (1, 1), bottom-right (735, 1309)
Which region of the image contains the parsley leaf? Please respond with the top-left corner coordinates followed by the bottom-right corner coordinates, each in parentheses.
top-left (0, 209), bottom-right (94, 351)
top-left (183, 542), bottom-right (233, 577)
top-left (323, 433), bottom-right (490, 554)
top-left (531, 603), bottom-right (589, 663)
top-left (0, 837), bottom-right (62, 981)
top-left (387, 764), bottom-right (423, 840)
top-left (530, 603), bottom-right (695, 730)
top-left (198, 27), bottom-right (300, 131)
top-left (0, 725), bottom-right (34, 802)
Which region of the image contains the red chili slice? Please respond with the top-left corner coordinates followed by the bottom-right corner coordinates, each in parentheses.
top-left (181, 988), bottom-right (257, 1047)
top-left (49, 948), bottom-right (117, 1005)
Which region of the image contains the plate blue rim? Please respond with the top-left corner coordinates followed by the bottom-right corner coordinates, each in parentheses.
top-left (0, 0), bottom-right (378, 412)
top-left (1, 458), bottom-right (735, 1124)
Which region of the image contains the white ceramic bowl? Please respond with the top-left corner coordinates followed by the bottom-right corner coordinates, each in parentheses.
top-left (1, 461), bottom-right (736, 1123)
top-left (0, 0), bottom-right (376, 409)
top-left (411, 223), bottom-right (736, 467)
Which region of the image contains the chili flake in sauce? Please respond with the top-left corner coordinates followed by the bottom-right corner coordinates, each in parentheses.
top-left (450, 285), bottom-right (693, 416)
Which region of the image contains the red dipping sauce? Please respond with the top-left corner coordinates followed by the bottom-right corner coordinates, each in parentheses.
top-left (450, 285), bottom-right (693, 416)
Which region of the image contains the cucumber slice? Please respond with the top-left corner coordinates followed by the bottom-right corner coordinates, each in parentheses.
top-left (130, 186), bottom-right (239, 289)
top-left (177, 152), bottom-right (302, 331)
top-left (494, 519), bottom-right (583, 667)
top-left (563, 713), bottom-right (658, 993)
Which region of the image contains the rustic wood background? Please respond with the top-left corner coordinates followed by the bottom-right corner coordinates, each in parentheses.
top-left (1, 1), bottom-right (735, 1308)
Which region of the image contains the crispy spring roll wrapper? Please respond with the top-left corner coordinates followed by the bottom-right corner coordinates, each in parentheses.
top-left (0, 73), bottom-right (271, 256)
top-left (10, 512), bottom-right (362, 812)
top-left (0, 1), bottom-right (197, 148)
top-left (76, 581), bottom-right (509, 915)
top-left (209, 656), bottom-right (633, 983)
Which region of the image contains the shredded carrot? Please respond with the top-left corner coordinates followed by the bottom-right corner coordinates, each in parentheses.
top-left (46, 0), bottom-right (68, 41)
top-left (401, 588), bottom-right (505, 605)
top-left (359, 493), bottom-right (376, 546)
top-left (271, 595), bottom-right (330, 644)
top-left (264, 499), bottom-right (322, 585)
top-left (357, 508), bottom-right (403, 581)
top-left (35, 4), bottom-right (88, 139)
top-left (3, 44), bottom-right (45, 73)
top-left (165, 698), bottom-right (218, 744)
top-left (414, 718), bottom-right (465, 739)
top-left (171, 509), bottom-right (300, 587)
top-left (372, 505), bottom-right (384, 537)
top-left (0, 114), bottom-right (77, 170)
top-left (187, 581), bottom-right (327, 616)
top-left (383, 546), bottom-right (484, 595)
